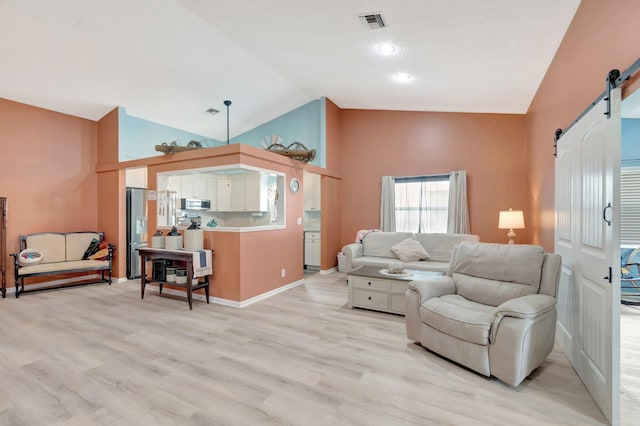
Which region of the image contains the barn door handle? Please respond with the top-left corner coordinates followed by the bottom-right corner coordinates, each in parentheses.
top-left (603, 267), bottom-right (612, 284)
top-left (602, 203), bottom-right (612, 226)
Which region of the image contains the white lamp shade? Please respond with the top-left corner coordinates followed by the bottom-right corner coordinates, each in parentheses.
top-left (499, 210), bottom-right (525, 229)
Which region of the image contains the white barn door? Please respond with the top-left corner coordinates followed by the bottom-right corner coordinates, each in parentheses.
top-left (555, 87), bottom-right (621, 424)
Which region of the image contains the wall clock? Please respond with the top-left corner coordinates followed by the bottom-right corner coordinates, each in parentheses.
top-left (289, 177), bottom-right (300, 194)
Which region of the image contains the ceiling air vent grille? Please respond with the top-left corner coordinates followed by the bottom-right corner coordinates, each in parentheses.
top-left (359, 13), bottom-right (386, 30)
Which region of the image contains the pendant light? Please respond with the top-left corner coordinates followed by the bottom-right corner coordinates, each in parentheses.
top-left (224, 100), bottom-right (232, 144)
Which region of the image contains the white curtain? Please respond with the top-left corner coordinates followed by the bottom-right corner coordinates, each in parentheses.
top-left (380, 176), bottom-right (396, 231)
top-left (447, 170), bottom-right (470, 234)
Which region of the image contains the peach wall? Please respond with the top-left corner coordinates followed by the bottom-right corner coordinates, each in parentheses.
top-left (325, 98), bottom-right (341, 174)
top-left (96, 109), bottom-right (124, 276)
top-left (525, 0), bottom-right (640, 251)
top-left (338, 110), bottom-right (528, 246)
top-left (0, 98), bottom-right (98, 286)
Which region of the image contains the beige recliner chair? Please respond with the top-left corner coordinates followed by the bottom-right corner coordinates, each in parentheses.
top-left (405, 242), bottom-right (561, 386)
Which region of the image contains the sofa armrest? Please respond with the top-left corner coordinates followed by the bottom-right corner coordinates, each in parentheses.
top-left (407, 276), bottom-right (456, 305)
top-left (405, 276), bottom-right (455, 341)
top-left (341, 243), bottom-right (363, 273)
top-left (491, 294), bottom-right (556, 342)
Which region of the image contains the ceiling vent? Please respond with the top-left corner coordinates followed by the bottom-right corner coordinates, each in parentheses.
top-left (204, 108), bottom-right (219, 115)
top-left (358, 12), bottom-right (386, 30)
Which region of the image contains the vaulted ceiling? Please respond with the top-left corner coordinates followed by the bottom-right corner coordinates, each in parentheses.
top-left (0, 0), bottom-right (581, 141)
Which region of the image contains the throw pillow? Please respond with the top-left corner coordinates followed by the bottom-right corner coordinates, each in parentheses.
top-left (390, 237), bottom-right (430, 262)
top-left (88, 248), bottom-right (109, 260)
top-left (82, 239), bottom-right (101, 260)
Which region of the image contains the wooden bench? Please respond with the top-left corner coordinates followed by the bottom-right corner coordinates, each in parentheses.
top-left (11, 231), bottom-right (115, 297)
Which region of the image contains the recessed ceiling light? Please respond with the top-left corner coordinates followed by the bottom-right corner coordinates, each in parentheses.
top-left (392, 73), bottom-right (412, 83)
top-left (375, 42), bottom-right (396, 55)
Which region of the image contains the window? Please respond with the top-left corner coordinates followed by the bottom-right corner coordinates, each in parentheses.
top-left (394, 175), bottom-right (449, 233)
top-left (621, 167), bottom-right (640, 244)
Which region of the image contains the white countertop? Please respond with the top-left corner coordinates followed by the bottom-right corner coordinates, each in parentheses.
top-left (202, 225), bottom-right (285, 232)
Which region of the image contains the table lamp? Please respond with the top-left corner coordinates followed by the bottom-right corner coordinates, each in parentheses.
top-left (498, 209), bottom-right (525, 244)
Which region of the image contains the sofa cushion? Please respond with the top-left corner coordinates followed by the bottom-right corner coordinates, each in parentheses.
top-left (17, 259), bottom-right (110, 276)
top-left (390, 237), bottom-right (429, 262)
top-left (420, 294), bottom-right (494, 346)
top-left (405, 260), bottom-right (450, 273)
top-left (353, 256), bottom-right (406, 269)
top-left (413, 233), bottom-right (479, 262)
top-left (25, 234), bottom-right (66, 264)
top-left (452, 242), bottom-right (545, 306)
top-left (362, 232), bottom-right (413, 258)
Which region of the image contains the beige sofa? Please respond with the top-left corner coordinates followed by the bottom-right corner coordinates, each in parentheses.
top-left (12, 231), bottom-right (114, 297)
top-left (405, 242), bottom-right (561, 386)
top-left (341, 232), bottom-right (479, 273)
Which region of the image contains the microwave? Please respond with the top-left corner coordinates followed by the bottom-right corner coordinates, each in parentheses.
top-left (180, 198), bottom-right (211, 210)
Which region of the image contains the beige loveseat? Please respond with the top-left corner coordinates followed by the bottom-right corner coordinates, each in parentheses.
top-left (405, 242), bottom-right (561, 386)
top-left (11, 231), bottom-right (114, 297)
top-left (341, 232), bottom-right (479, 273)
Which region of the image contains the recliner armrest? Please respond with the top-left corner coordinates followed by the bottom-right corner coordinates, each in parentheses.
top-left (491, 294), bottom-right (556, 342)
top-left (341, 243), bottom-right (363, 272)
top-left (407, 276), bottom-right (456, 305)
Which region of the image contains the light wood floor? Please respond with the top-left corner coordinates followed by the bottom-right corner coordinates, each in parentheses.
top-left (0, 272), bottom-right (634, 425)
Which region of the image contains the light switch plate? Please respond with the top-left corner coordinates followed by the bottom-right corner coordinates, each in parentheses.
top-left (297, 217), bottom-right (302, 225)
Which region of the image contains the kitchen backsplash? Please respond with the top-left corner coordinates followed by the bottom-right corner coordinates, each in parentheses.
top-left (303, 210), bottom-right (321, 230)
top-left (178, 209), bottom-right (272, 228)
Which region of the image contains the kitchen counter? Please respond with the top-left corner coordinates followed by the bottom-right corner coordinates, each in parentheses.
top-left (202, 225), bottom-right (285, 232)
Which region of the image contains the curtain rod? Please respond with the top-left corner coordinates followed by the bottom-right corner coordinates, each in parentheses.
top-left (392, 172), bottom-right (457, 180)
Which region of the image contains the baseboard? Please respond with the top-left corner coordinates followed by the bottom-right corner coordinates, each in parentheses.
top-left (319, 267), bottom-right (337, 274)
top-left (5, 274), bottom-right (110, 294)
top-left (154, 279), bottom-right (305, 308)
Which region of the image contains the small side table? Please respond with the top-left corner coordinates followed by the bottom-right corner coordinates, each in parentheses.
top-left (137, 247), bottom-right (213, 310)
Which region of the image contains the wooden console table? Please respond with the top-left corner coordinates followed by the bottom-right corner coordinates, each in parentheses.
top-left (138, 247), bottom-right (213, 310)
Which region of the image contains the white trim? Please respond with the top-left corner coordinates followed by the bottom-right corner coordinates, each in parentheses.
top-left (147, 279), bottom-right (305, 308)
top-left (6, 274), bottom-right (110, 294)
top-left (319, 267), bottom-right (337, 274)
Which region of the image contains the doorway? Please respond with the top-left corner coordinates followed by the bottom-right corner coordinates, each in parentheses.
top-left (619, 89), bottom-right (640, 423)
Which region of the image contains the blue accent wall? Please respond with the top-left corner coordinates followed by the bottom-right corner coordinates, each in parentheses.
top-left (622, 118), bottom-right (640, 167)
top-left (118, 107), bottom-right (224, 162)
top-left (229, 99), bottom-right (323, 166)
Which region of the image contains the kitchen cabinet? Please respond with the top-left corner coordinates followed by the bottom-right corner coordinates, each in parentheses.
top-left (304, 231), bottom-right (321, 269)
top-left (244, 174), bottom-right (267, 211)
top-left (167, 175), bottom-right (182, 200)
top-left (303, 172), bottom-right (321, 211)
top-left (229, 176), bottom-right (246, 211)
top-left (181, 175), bottom-right (207, 200)
top-left (215, 178), bottom-right (231, 211)
top-left (206, 176), bottom-right (217, 210)
top-left (219, 174), bottom-right (267, 212)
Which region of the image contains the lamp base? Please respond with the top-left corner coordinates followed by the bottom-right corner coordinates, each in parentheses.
top-left (507, 229), bottom-right (516, 244)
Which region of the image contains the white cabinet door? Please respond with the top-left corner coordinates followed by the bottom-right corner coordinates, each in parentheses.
top-left (181, 175), bottom-right (194, 199)
top-left (193, 176), bottom-right (207, 199)
top-left (244, 174), bottom-right (267, 211)
top-left (304, 232), bottom-right (321, 266)
top-left (206, 177), bottom-right (217, 210)
top-left (167, 175), bottom-right (182, 200)
top-left (216, 178), bottom-right (231, 211)
top-left (303, 173), bottom-right (321, 211)
top-left (230, 176), bottom-right (246, 211)
top-left (181, 175), bottom-right (207, 199)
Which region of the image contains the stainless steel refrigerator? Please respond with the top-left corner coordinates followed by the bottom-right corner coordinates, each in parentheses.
top-left (126, 187), bottom-right (148, 279)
